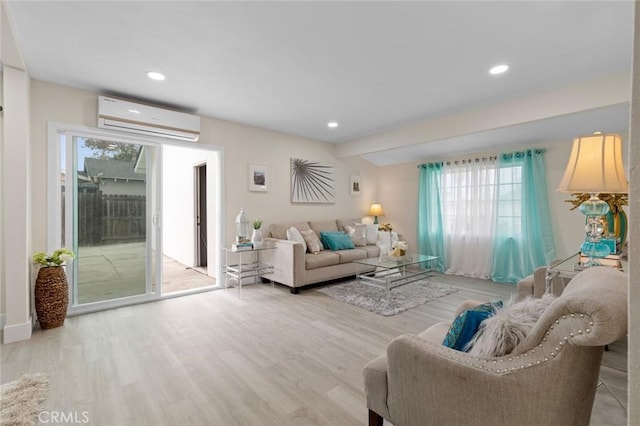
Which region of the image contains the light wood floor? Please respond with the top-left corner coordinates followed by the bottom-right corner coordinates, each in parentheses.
top-left (1, 274), bottom-right (626, 425)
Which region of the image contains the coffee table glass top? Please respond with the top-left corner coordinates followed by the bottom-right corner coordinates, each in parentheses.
top-left (353, 253), bottom-right (439, 269)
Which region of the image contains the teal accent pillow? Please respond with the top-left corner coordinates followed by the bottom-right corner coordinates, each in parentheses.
top-left (442, 301), bottom-right (503, 352)
top-left (320, 231), bottom-right (356, 251)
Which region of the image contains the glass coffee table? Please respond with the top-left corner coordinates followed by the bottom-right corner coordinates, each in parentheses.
top-left (353, 254), bottom-right (440, 291)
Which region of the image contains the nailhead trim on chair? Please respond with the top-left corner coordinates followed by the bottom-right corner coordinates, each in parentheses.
top-left (431, 312), bottom-right (595, 373)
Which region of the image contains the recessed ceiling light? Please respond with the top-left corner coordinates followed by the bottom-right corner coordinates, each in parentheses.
top-left (327, 121), bottom-right (339, 128)
top-left (146, 71), bottom-right (166, 81)
top-left (489, 64), bottom-right (509, 75)
top-left (128, 109), bottom-right (141, 114)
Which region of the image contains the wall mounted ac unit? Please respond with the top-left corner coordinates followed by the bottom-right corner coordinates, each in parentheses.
top-left (98, 96), bottom-right (200, 142)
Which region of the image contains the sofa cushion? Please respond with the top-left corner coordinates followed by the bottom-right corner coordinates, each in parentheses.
top-left (335, 249), bottom-right (367, 263)
top-left (309, 220), bottom-right (339, 236)
top-left (300, 229), bottom-right (323, 254)
top-left (358, 244), bottom-right (381, 258)
top-left (286, 227), bottom-right (307, 253)
top-left (337, 218), bottom-right (362, 231)
top-left (442, 301), bottom-right (503, 352)
top-left (270, 222), bottom-right (311, 240)
top-left (320, 231), bottom-right (356, 251)
top-left (365, 224), bottom-right (379, 244)
top-left (305, 251), bottom-right (340, 270)
top-left (344, 224), bottom-right (367, 247)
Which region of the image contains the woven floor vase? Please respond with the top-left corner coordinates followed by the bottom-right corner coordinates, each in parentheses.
top-left (34, 266), bottom-right (69, 329)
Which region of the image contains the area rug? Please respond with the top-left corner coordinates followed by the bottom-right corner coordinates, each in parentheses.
top-left (1, 373), bottom-right (49, 426)
top-left (317, 279), bottom-right (459, 316)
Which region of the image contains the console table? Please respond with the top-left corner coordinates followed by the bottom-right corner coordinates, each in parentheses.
top-left (222, 245), bottom-right (276, 289)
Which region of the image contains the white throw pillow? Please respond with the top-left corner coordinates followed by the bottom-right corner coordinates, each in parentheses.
top-left (466, 294), bottom-right (556, 357)
top-left (365, 224), bottom-right (379, 245)
top-left (344, 224), bottom-right (367, 247)
top-left (286, 227), bottom-right (307, 253)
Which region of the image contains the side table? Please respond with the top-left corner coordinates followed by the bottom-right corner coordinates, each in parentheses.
top-left (546, 252), bottom-right (627, 294)
top-left (222, 245), bottom-right (276, 289)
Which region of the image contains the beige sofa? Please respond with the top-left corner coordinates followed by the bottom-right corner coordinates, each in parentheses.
top-left (261, 219), bottom-right (380, 293)
top-left (363, 266), bottom-right (628, 426)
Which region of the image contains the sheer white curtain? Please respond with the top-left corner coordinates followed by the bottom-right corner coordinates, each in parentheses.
top-left (442, 160), bottom-right (498, 279)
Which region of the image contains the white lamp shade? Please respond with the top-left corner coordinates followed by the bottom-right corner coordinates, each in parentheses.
top-left (557, 133), bottom-right (628, 193)
top-left (368, 203), bottom-right (384, 217)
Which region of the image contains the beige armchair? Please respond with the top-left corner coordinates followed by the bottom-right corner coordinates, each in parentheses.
top-left (363, 266), bottom-right (627, 426)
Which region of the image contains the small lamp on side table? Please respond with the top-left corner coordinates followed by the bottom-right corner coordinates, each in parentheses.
top-left (368, 203), bottom-right (384, 225)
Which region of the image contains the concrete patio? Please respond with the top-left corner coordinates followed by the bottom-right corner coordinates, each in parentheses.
top-left (76, 242), bottom-right (215, 304)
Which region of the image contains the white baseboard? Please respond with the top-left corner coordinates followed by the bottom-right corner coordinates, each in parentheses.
top-left (3, 317), bottom-right (33, 343)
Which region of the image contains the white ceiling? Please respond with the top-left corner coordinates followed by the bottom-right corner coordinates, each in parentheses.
top-left (4, 1), bottom-right (635, 165)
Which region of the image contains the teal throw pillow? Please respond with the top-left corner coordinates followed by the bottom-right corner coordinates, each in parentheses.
top-left (442, 301), bottom-right (503, 352)
top-left (320, 231), bottom-right (356, 251)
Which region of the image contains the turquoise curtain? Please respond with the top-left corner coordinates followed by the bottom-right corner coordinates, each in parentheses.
top-left (491, 149), bottom-right (556, 283)
top-left (417, 163), bottom-right (446, 271)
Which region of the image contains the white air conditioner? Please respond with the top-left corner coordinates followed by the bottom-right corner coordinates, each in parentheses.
top-left (98, 96), bottom-right (200, 142)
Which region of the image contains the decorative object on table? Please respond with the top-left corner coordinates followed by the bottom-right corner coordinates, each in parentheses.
top-left (378, 244), bottom-right (390, 262)
top-left (251, 218), bottom-right (264, 248)
top-left (32, 248), bottom-right (74, 329)
top-left (231, 242), bottom-right (253, 252)
top-left (235, 208), bottom-right (251, 244)
top-left (378, 222), bottom-right (392, 232)
top-left (391, 240), bottom-right (408, 257)
top-left (557, 132), bottom-right (628, 266)
top-left (248, 163), bottom-right (268, 192)
top-left (564, 192), bottom-right (628, 246)
top-left (368, 204), bottom-right (384, 224)
top-left (1, 373), bottom-right (49, 425)
top-left (350, 172), bottom-right (361, 196)
top-left (290, 158), bottom-right (334, 203)
top-left (317, 278), bottom-right (458, 317)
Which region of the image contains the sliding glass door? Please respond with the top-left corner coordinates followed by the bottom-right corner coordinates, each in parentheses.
top-left (58, 130), bottom-right (162, 311)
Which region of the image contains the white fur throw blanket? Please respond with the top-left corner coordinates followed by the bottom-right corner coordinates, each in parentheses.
top-left (466, 294), bottom-right (556, 357)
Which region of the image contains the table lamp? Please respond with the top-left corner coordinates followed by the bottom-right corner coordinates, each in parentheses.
top-left (557, 133), bottom-right (628, 265)
top-left (368, 203), bottom-right (384, 225)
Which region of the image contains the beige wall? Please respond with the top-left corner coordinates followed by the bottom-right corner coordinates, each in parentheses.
top-left (2, 66), bottom-right (32, 343)
top-left (28, 80), bottom-right (379, 268)
top-left (377, 137), bottom-right (630, 262)
top-left (627, 1), bottom-right (639, 423)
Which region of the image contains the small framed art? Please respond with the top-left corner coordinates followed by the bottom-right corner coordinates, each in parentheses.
top-left (350, 173), bottom-right (361, 196)
top-left (248, 163), bottom-right (268, 192)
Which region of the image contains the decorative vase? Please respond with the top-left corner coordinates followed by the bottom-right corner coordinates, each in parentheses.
top-left (251, 228), bottom-right (264, 248)
top-left (34, 266), bottom-right (69, 329)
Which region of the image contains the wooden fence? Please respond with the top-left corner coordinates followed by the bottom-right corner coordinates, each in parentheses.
top-left (75, 188), bottom-right (146, 245)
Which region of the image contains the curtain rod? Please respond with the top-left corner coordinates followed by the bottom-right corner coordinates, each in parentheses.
top-left (417, 156), bottom-right (497, 168)
top-left (417, 148), bottom-right (546, 168)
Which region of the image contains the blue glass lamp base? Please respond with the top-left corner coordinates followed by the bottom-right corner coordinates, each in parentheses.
top-left (580, 241), bottom-right (611, 266)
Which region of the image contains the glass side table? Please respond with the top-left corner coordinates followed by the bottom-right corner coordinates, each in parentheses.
top-left (222, 244), bottom-right (276, 289)
top-left (545, 252), bottom-right (627, 294)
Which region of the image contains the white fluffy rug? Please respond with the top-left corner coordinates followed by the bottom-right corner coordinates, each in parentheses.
top-left (317, 279), bottom-right (459, 316)
top-left (1, 374), bottom-right (49, 426)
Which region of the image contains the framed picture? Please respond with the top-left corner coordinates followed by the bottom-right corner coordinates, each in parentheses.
top-left (350, 173), bottom-right (361, 196)
top-left (248, 163), bottom-right (268, 192)
top-left (290, 158), bottom-right (335, 203)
